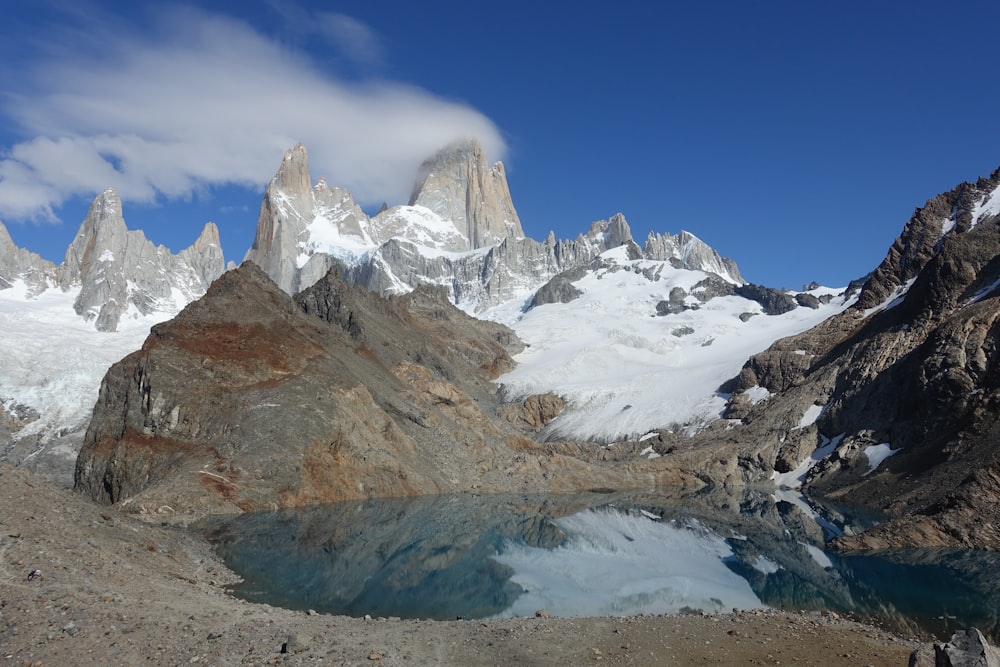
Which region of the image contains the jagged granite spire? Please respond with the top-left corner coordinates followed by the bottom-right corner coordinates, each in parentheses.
top-left (59, 189), bottom-right (226, 331)
top-left (244, 143), bottom-right (746, 311)
top-left (244, 145), bottom-right (312, 294)
top-left (408, 139), bottom-right (524, 249)
top-left (244, 143), bottom-right (371, 293)
top-left (583, 213), bottom-right (635, 251)
top-left (180, 221), bottom-right (225, 288)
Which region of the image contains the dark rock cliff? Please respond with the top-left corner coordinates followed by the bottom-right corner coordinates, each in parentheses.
top-left (715, 167), bottom-right (1000, 549)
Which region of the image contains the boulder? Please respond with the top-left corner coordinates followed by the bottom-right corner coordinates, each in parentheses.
top-left (909, 628), bottom-right (1000, 667)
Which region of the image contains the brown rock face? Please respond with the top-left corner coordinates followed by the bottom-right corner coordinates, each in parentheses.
top-left (74, 263), bottom-right (695, 520)
top-left (715, 167), bottom-right (1000, 550)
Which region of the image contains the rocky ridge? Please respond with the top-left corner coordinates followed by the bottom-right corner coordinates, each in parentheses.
top-left (707, 167), bottom-right (1000, 549)
top-left (0, 221), bottom-right (54, 297)
top-left (61, 189), bottom-right (225, 331)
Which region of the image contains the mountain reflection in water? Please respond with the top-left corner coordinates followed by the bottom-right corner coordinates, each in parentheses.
top-left (199, 489), bottom-right (1000, 640)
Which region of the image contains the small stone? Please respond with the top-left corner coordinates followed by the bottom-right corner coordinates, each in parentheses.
top-left (284, 633), bottom-right (309, 654)
top-left (368, 650), bottom-right (382, 660)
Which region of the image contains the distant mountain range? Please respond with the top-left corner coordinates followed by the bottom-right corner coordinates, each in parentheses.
top-left (3, 141), bottom-right (1000, 551)
top-left (0, 138), bottom-right (786, 484)
top-left (243, 140), bottom-right (744, 308)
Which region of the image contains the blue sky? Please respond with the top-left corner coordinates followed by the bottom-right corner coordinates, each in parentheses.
top-left (2, 1), bottom-right (999, 289)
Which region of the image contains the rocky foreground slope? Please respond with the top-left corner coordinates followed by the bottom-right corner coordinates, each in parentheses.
top-left (12, 464), bottom-right (1000, 666)
top-left (0, 474), bottom-right (897, 666)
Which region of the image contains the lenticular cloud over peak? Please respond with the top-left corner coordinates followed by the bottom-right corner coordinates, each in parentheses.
top-left (0, 6), bottom-right (505, 222)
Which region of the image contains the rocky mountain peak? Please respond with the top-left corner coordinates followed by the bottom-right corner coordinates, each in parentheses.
top-left (61, 188), bottom-right (128, 283)
top-left (585, 213), bottom-right (633, 248)
top-left (273, 143), bottom-right (313, 201)
top-left (408, 138), bottom-right (525, 249)
top-left (0, 220), bottom-right (57, 295)
top-left (244, 146), bottom-right (314, 294)
top-left (243, 142), bottom-right (747, 313)
top-left (180, 222), bottom-right (226, 287)
top-left (34, 188), bottom-right (228, 332)
top-left (643, 229), bottom-right (744, 284)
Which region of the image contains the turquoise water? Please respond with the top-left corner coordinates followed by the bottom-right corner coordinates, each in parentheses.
top-left (200, 489), bottom-right (1000, 640)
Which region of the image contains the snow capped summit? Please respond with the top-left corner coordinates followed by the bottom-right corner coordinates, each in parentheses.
top-left (0, 139), bottom-right (850, 485)
top-left (0, 219), bottom-right (57, 297)
top-left (644, 229), bottom-right (743, 284)
top-left (2, 188), bottom-right (226, 333)
top-left (244, 142), bottom-right (750, 317)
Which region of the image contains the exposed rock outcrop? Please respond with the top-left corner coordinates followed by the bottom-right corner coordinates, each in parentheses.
top-left (74, 263), bottom-right (697, 519)
top-left (529, 268), bottom-right (586, 308)
top-left (713, 166), bottom-right (1000, 549)
top-left (910, 627), bottom-right (1000, 667)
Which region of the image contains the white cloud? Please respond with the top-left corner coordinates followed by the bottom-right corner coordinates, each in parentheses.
top-left (0, 6), bottom-right (505, 222)
top-left (316, 12), bottom-right (385, 66)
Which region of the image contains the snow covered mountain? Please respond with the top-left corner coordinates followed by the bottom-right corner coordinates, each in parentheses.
top-left (242, 141), bottom-right (847, 441)
top-left (0, 140), bottom-right (854, 486)
top-left (0, 190), bottom-right (225, 483)
top-left (244, 141), bottom-right (745, 310)
top-left (0, 139), bottom-right (878, 486)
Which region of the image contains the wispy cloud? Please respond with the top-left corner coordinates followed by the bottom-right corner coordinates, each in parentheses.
top-left (262, 1), bottom-right (385, 68)
top-left (0, 5), bottom-right (504, 222)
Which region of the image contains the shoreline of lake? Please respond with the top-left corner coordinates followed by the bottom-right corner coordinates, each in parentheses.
top-left (3, 465), bottom-right (987, 665)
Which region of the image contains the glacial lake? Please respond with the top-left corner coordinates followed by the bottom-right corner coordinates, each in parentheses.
top-left (200, 489), bottom-right (1000, 641)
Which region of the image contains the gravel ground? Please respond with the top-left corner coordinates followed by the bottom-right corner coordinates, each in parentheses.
top-left (0, 465), bottom-right (928, 665)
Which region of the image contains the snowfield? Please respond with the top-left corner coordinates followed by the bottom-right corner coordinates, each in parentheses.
top-left (487, 245), bottom-right (852, 442)
top-left (0, 280), bottom-right (172, 463)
